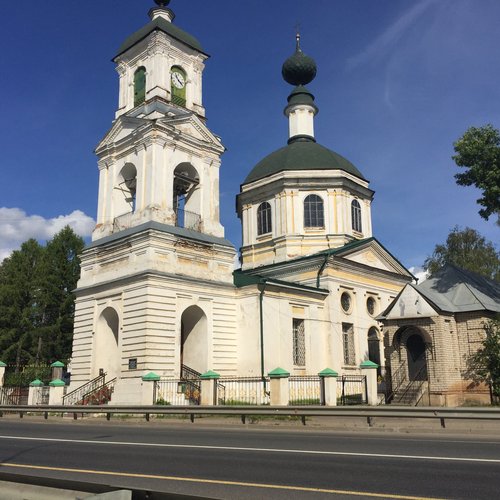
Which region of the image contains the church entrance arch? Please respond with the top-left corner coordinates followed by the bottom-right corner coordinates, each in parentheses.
top-left (94, 307), bottom-right (121, 379)
top-left (180, 305), bottom-right (208, 375)
top-left (406, 332), bottom-right (428, 381)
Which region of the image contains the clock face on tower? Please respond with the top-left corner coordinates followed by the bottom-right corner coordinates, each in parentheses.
top-left (171, 70), bottom-right (186, 89)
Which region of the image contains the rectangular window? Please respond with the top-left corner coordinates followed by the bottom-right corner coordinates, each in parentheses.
top-left (342, 323), bottom-right (355, 366)
top-left (293, 318), bottom-right (305, 366)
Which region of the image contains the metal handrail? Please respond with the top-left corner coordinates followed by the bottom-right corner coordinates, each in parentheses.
top-left (62, 373), bottom-right (106, 406)
top-left (81, 378), bottom-right (117, 406)
top-left (175, 208), bottom-right (201, 231)
top-left (386, 359), bottom-right (408, 402)
top-left (394, 363), bottom-right (428, 405)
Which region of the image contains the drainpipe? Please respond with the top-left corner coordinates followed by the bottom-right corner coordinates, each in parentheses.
top-left (259, 280), bottom-right (268, 392)
top-left (316, 254), bottom-right (329, 288)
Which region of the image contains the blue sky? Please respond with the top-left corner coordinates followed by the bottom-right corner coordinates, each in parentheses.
top-left (1, 0), bottom-right (498, 273)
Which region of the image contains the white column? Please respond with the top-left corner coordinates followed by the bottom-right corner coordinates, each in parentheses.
top-left (200, 371), bottom-right (219, 406)
top-left (49, 380), bottom-right (66, 406)
top-left (268, 368), bottom-right (290, 406)
top-left (361, 361), bottom-right (379, 406)
top-left (319, 369), bottom-right (338, 406)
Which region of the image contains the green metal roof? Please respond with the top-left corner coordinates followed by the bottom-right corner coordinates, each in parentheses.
top-left (237, 237), bottom-right (415, 281)
top-left (244, 139), bottom-right (366, 184)
top-left (268, 367), bottom-right (290, 378)
top-left (286, 85), bottom-right (317, 108)
top-left (233, 269), bottom-right (328, 294)
top-left (115, 17), bottom-right (206, 60)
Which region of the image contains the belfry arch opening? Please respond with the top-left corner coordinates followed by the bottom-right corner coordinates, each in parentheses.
top-left (114, 163), bottom-right (137, 217)
top-left (173, 163), bottom-right (200, 230)
top-left (94, 307), bottom-right (121, 379)
top-left (180, 305), bottom-right (208, 375)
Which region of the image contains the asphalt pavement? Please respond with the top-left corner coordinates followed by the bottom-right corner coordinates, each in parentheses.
top-left (0, 416), bottom-right (499, 499)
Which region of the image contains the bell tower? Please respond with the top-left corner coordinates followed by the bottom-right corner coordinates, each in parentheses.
top-left (70, 1), bottom-right (237, 392)
top-left (93, 0), bottom-right (224, 241)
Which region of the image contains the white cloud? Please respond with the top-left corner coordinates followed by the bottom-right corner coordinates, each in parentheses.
top-left (0, 207), bottom-right (95, 262)
top-left (347, 0), bottom-right (436, 71)
top-left (408, 266), bottom-right (428, 284)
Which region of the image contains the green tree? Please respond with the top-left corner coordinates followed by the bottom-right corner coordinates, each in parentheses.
top-left (39, 227), bottom-right (84, 362)
top-left (0, 239), bottom-right (45, 366)
top-left (467, 318), bottom-right (500, 404)
top-left (0, 227), bottom-right (84, 367)
top-left (452, 124), bottom-right (500, 225)
top-left (424, 226), bottom-right (500, 281)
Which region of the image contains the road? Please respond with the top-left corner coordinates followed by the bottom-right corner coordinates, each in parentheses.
top-left (0, 418), bottom-right (499, 499)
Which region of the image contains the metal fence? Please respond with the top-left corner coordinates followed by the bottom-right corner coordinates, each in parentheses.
top-left (175, 208), bottom-right (201, 232)
top-left (217, 377), bottom-right (270, 406)
top-left (0, 386), bottom-right (29, 405)
top-left (154, 379), bottom-right (201, 406)
top-left (289, 376), bottom-right (322, 406)
top-left (337, 375), bottom-right (367, 405)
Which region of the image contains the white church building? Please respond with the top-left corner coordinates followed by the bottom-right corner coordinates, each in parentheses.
top-left (69, 0), bottom-right (414, 404)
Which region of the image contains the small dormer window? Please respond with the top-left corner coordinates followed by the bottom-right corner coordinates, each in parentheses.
top-left (304, 194), bottom-right (324, 228)
top-left (134, 67), bottom-right (146, 106)
top-left (257, 202), bottom-right (272, 236)
top-left (351, 199), bottom-right (362, 233)
top-left (171, 66), bottom-right (187, 107)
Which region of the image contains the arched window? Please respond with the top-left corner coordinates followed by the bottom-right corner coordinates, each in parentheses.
top-left (368, 327), bottom-right (381, 374)
top-left (134, 67), bottom-right (146, 106)
top-left (304, 194), bottom-right (324, 228)
top-left (257, 202), bottom-right (272, 235)
top-left (351, 199), bottom-right (362, 233)
top-left (171, 66), bottom-right (187, 107)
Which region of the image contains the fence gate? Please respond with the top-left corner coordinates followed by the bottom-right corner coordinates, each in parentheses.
top-left (338, 375), bottom-right (367, 405)
top-left (34, 387), bottom-right (50, 405)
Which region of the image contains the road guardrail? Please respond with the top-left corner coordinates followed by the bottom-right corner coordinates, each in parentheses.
top-left (1, 404), bottom-right (500, 428)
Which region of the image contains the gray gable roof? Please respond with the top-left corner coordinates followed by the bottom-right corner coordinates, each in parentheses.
top-left (114, 17), bottom-right (207, 60)
top-left (415, 264), bottom-right (500, 313)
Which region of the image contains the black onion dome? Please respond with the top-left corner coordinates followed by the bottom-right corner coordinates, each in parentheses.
top-left (282, 35), bottom-right (317, 86)
top-left (154, 0), bottom-right (171, 6)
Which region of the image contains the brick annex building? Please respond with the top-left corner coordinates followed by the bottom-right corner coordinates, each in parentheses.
top-left (381, 264), bottom-right (500, 406)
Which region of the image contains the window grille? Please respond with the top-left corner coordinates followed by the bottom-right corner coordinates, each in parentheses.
top-left (293, 319), bottom-right (305, 366)
top-left (342, 322), bottom-right (356, 366)
top-left (351, 200), bottom-right (362, 233)
top-left (304, 194), bottom-right (324, 228)
top-left (257, 202), bottom-right (272, 235)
